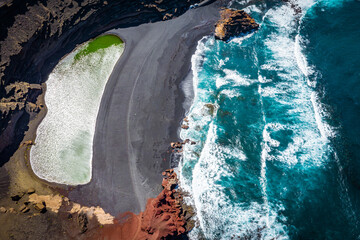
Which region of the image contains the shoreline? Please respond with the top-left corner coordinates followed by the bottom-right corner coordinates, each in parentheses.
top-left (0, 0), bottom-right (206, 166)
top-left (1, 0), bottom-right (226, 213)
top-left (3, 83), bottom-right (75, 196)
top-left (29, 34), bottom-right (124, 186)
top-left (68, 0), bottom-right (227, 215)
top-left (6, 32), bottom-right (126, 192)
top-left (0, 1), bottom-right (231, 239)
top-left (0, 0), bottom-right (230, 238)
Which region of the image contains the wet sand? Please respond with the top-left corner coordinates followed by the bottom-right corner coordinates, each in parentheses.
top-left (69, 1), bottom-right (225, 215)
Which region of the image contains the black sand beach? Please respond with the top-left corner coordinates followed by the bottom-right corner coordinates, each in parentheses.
top-left (69, 1), bottom-right (225, 215)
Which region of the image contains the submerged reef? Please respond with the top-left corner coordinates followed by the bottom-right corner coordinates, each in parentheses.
top-left (215, 8), bottom-right (259, 41)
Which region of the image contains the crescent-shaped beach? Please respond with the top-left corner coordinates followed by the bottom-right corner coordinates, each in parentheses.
top-left (68, 0), bottom-right (223, 215)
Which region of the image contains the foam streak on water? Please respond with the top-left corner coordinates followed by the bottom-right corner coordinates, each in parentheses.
top-left (30, 37), bottom-right (124, 185)
top-left (177, 0), bottom-right (355, 239)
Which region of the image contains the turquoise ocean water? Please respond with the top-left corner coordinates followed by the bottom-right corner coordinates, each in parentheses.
top-left (179, 0), bottom-right (360, 239)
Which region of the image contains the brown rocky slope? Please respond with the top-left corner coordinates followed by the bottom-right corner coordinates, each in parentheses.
top-left (100, 169), bottom-right (194, 240)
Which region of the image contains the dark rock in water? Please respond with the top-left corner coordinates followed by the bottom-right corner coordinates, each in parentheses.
top-left (181, 124), bottom-right (189, 129)
top-left (215, 8), bottom-right (259, 42)
top-left (204, 103), bottom-right (216, 115)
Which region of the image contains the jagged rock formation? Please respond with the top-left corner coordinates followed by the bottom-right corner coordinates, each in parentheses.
top-left (0, 82), bottom-right (42, 116)
top-left (0, 188), bottom-right (115, 239)
top-left (0, 81), bottom-right (43, 161)
top-left (215, 8), bottom-right (259, 41)
top-left (0, 0), bottom-right (203, 165)
top-left (100, 169), bottom-right (195, 239)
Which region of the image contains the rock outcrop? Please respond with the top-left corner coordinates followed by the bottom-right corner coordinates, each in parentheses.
top-left (0, 82), bottom-right (43, 163)
top-left (0, 82), bottom-right (42, 116)
top-left (100, 169), bottom-right (195, 239)
top-left (0, 190), bottom-right (116, 239)
top-left (215, 8), bottom-right (259, 42)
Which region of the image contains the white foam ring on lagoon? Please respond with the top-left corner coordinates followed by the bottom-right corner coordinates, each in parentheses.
top-left (30, 41), bottom-right (124, 185)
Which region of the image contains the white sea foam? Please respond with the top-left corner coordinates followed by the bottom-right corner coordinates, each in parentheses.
top-left (30, 40), bottom-right (124, 185)
top-left (259, 0), bottom-right (335, 168)
top-left (243, 4), bottom-right (262, 14)
top-left (294, 35), bottom-right (314, 83)
top-left (258, 75), bottom-right (272, 83)
top-left (189, 123), bottom-right (288, 239)
top-left (180, 0), bottom-right (342, 238)
top-left (220, 89), bottom-right (241, 98)
top-left (229, 32), bottom-right (255, 45)
top-left (218, 57), bottom-right (229, 68)
top-left (223, 69), bottom-right (253, 86)
top-left (294, 11), bottom-right (336, 141)
top-left (191, 36), bottom-right (211, 99)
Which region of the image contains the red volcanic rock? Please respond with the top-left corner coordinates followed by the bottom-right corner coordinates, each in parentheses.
top-left (181, 124), bottom-right (189, 129)
top-left (100, 169), bottom-right (190, 240)
top-left (215, 8), bottom-right (259, 41)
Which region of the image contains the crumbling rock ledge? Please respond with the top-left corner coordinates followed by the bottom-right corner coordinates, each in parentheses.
top-left (215, 8), bottom-right (259, 42)
top-left (100, 169), bottom-right (195, 240)
top-left (0, 81), bottom-right (44, 160)
top-left (0, 82), bottom-right (43, 116)
top-left (1, 188), bottom-right (115, 239)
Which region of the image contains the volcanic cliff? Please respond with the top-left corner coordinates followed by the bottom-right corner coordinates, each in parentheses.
top-left (100, 169), bottom-right (194, 240)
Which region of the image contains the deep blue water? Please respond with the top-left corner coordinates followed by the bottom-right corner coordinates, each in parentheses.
top-left (179, 0), bottom-right (360, 239)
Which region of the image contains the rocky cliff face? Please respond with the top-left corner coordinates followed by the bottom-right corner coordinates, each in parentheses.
top-left (215, 8), bottom-right (259, 41)
top-left (100, 169), bottom-right (195, 239)
top-left (0, 187), bottom-right (116, 240)
top-left (0, 0), bottom-right (202, 165)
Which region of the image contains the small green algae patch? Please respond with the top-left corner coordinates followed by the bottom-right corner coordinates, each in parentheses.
top-left (74, 35), bottom-right (123, 61)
